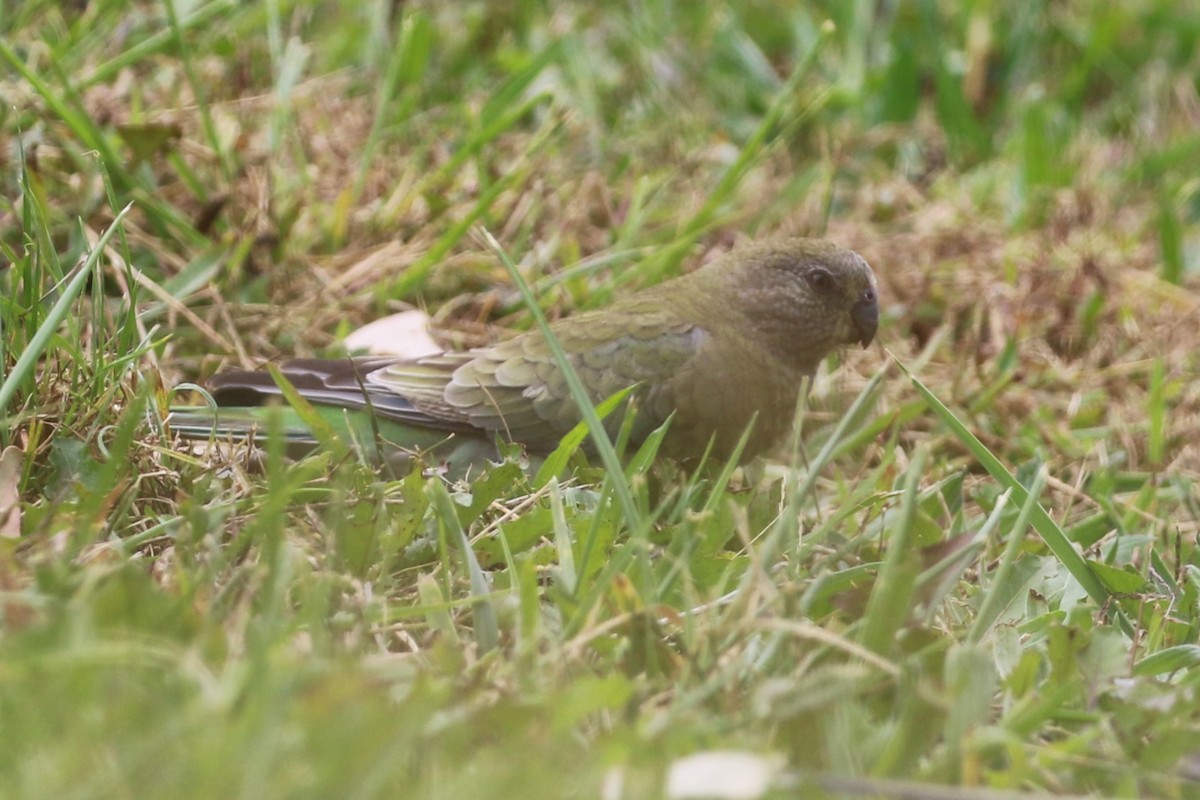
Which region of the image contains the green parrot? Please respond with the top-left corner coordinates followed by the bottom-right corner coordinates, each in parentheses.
top-left (169, 238), bottom-right (879, 470)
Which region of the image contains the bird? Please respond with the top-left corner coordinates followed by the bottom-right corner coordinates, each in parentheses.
top-left (168, 237), bottom-right (879, 472)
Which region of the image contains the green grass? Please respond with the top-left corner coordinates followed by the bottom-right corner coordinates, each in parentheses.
top-left (3, 1), bottom-right (1200, 797)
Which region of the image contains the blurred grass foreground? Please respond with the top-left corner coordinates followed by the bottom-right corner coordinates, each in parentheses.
top-left (2, 2), bottom-right (1200, 798)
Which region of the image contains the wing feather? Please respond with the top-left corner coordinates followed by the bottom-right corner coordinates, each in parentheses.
top-left (208, 307), bottom-right (708, 453)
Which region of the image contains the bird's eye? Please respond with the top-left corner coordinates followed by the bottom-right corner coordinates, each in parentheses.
top-left (808, 269), bottom-right (835, 292)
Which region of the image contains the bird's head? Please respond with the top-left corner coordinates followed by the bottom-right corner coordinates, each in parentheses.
top-left (728, 237), bottom-right (879, 371)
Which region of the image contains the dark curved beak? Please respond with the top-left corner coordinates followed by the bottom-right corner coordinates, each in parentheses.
top-left (852, 288), bottom-right (879, 348)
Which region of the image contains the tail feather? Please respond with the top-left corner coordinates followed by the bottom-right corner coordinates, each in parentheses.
top-left (204, 357), bottom-right (477, 434)
top-left (166, 404), bottom-right (505, 476)
top-left (169, 357), bottom-right (509, 473)
top-left (166, 406), bottom-right (319, 445)
top-left (207, 357), bottom-right (399, 401)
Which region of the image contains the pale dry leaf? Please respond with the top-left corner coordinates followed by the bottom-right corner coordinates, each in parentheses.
top-left (0, 446), bottom-right (22, 540)
top-left (343, 310), bottom-right (442, 358)
top-left (666, 751), bottom-right (781, 800)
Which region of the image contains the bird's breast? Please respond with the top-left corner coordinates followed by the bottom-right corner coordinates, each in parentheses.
top-left (658, 332), bottom-right (804, 462)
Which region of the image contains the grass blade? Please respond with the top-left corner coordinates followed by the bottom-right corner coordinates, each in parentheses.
top-left (0, 204), bottom-right (132, 426)
top-left (430, 481), bottom-right (499, 655)
top-left (892, 353), bottom-right (1110, 608)
top-left (480, 230), bottom-right (642, 534)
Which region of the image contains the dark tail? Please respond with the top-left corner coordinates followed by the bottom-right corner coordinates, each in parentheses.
top-left (200, 357), bottom-right (476, 434)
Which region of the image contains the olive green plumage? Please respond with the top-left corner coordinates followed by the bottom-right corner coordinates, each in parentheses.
top-left (170, 238), bottom-right (879, 467)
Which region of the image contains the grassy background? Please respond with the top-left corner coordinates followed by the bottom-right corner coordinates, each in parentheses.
top-left (3, 0), bottom-right (1200, 797)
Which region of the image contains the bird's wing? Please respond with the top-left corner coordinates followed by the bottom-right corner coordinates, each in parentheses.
top-left (371, 308), bottom-right (703, 451)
